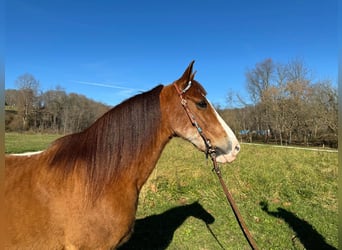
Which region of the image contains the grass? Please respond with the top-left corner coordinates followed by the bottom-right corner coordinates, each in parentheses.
top-left (5, 132), bottom-right (62, 153)
top-left (5, 133), bottom-right (338, 249)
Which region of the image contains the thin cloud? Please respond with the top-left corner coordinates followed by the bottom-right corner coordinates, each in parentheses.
top-left (71, 80), bottom-right (145, 92)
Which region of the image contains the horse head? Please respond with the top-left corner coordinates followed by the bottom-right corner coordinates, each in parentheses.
top-left (162, 61), bottom-right (240, 163)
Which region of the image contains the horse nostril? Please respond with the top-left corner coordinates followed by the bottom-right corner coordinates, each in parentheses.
top-left (235, 145), bottom-right (240, 153)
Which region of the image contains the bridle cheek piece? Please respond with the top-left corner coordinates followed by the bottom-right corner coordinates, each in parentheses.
top-left (173, 82), bottom-right (217, 160)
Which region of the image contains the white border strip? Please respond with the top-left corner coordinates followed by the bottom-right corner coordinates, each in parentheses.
top-left (10, 151), bottom-right (44, 156)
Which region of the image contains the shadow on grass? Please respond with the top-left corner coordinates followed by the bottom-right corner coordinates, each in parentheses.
top-left (118, 201), bottom-right (215, 250)
top-left (260, 201), bottom-right (337, 250)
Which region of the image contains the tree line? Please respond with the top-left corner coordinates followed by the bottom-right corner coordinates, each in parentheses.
top-left (5, 58), bottom-right (338, 148)
top-left (5, 73), bottom-right (109, 134)
top-left (220, 58), bottom-right (338, 148)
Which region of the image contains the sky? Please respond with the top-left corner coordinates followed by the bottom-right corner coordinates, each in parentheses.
top-left (5, 0), bottom-right (338, 107)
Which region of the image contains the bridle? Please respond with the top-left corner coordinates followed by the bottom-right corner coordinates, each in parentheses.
top-left (173, 81), bottom-right (259, 250)
top-left (173, 81), bottom-right (216, 159)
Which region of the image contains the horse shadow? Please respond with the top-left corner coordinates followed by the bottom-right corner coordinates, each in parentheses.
top-left (260, 201), bottom-right (337, 250)
top-left (118, 201), bottom-right (215, 250)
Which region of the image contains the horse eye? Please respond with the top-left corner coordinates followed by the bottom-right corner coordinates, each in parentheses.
top-left (196, 100), bottom-right (208, 109)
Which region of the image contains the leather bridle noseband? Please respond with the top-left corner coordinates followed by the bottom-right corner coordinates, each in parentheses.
top-left (173, 81), bottom-right (259, 250)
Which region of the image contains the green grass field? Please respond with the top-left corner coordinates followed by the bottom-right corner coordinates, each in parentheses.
top-left (5, 133), bottom-right (338, 249)
top-left (5, 133), bottom-right (62, 153)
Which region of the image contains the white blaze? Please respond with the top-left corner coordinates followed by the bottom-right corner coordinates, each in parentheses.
top-left (208, 100), bottom-right (240, 163)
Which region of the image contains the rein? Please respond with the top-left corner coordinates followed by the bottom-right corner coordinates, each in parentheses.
top-left (173, 82), bottom-right (259, 250)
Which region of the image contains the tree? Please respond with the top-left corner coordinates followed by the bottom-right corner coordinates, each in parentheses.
top-left (311, 81), bottom-right (338, 135)
top-left (245, 59), bottom-right (275, 135)
top-left (15, 73), bottom-right (40, 130)
top-left (6, 74), bottom-right (111, 133)
top-left (41, 87), bottom-right (68, 132)
top-left (234, 58), bottom-right (337, 147)
top-left (245, 58), bottom-right (275, 104)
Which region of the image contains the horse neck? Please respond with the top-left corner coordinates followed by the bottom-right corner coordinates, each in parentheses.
top-left (96, 85), bottom-right (174, 193)
top-left (132, 126), bottom-right (171, 191)
top-left (116, 85), bottom-right (176, 191)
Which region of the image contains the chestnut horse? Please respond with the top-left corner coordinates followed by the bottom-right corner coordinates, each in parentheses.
top-left (5, 61), bottom-right (240, 249)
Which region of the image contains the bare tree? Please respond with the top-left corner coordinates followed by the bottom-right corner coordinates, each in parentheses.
top-left (311, 81), bottom-right (338, 135)
top-left (245, 58), bottom-right (276, 137)
top-left (286, 58), bottom-right (312, 83)
top-left (236, 58), bottom-right (337, 147)
top-left (15, 73), bottom-right (40, 130)
top-left (245, 58), bottom-right (275, 103)
top-left (41, 87), bottom-right (68, 132)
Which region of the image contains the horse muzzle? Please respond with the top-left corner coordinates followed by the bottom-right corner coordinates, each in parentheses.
top-left (214, 142), bottom-right (240, 164)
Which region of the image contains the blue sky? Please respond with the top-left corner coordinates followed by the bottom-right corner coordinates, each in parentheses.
top-left (6, 0), bottom-right (338, 107)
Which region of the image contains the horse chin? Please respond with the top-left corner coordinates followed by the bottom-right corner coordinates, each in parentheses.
top-left (215, 154), bottom-right (236, 164)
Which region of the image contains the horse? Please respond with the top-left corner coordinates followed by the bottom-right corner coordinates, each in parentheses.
top-left (5, 61), bottom-right (240, 249)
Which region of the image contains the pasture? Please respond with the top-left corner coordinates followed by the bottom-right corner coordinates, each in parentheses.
top-left (5, 133), bottom-right (338, 249)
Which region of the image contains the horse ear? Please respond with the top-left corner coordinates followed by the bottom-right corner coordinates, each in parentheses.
top-left (176, 60), bottom-right (195, 90)
top-left (190, 70), bottom-right (197, 81)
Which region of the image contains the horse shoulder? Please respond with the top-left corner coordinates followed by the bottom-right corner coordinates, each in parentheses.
top-left (60, 180), bottom-right (139, 249)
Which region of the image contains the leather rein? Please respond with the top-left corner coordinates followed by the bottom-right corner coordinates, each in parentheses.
top-left (173, 82), bottom-right (259, 250)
